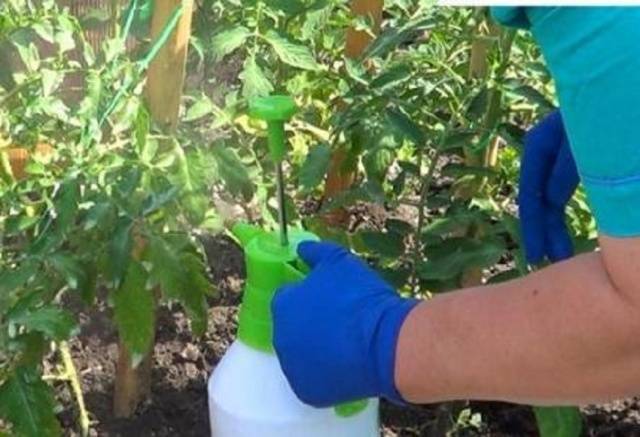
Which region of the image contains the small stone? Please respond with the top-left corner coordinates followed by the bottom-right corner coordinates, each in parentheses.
top-left (185, 362), bottom-right (199, 379)
top-left (181, 344), bottom-right (200, 362)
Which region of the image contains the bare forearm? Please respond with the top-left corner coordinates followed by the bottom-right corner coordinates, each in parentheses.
top-left (396, 249), bottom-right (640, 405)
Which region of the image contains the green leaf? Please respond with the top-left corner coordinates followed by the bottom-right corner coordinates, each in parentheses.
top-left (54, 16), bottom-right (76, 53)
top-left (299, 143), bottom-right (331, 190)
top-left (441, 130), bottom-right (476, 151)
top-left (361, 17), bottom-right (434, 60)
top-left (14, 42), bottom-right (40, 72)
top-left (212, 146), bottom-right (254, 200)
top-left (467, 86), bottom-right (489, 120)
top-left (41, 69), bottom-right (62, 96)
top-left (370, 65), bottom-right (412, 91)
top-left (148, 236), bottom-right (209, 336)
top-left (240, 56), bottom-right (274, 100)
top-left (211, 26), bottom-right (251, 60)
top-left (385, 108), bottom-right (425, 145)
top-left (380, 266), bottom-right (411, 289)
top-left (180, 252), bottom-right (211, 336)
top-left (184, 95), bottom-right (214, 122)
top-left (54, 179), bottom-right (80, 234)
top-left (112, 262), bottom-right (154, 367)
top-left (302, 7), bottom-right (331, 41)
top-left (0, 261), bottom-right (38, 296)
top-left (266, 0), bottom-right (307, 15)
top-left (363, 147), bottom-right (394, 182)
top-left (10, 307), bottom-right (78, 341)
top-left (182, 192), bottom-right (209, 226)
top-left (534, 406), bottom-right (582, 437)
top-left (49, 253), bottom-right (86, 290)
top-left (418, 237), bottom-right (505, 281)
top-left (0, 367), bottom-right (61, 437)
top-left (33, 22), bottom-right (55, 43)
top-left (184, 148), bottom-right (219, 190)
top-left (422, 210), bottom-right (487, 238)
top-left (507, 82), bottom-right (555, 113)
top-left (9, 333), bottom-right (47, 369)
top-left (4, 215), bottom-right (40, 235)
top-left (135, 106), bottom-right (150, 154)
top-left (106, 217), bottom-right (134, 287)
top-left (359, 231), bottom-right (405, 258)
top-left (386, 219), bottom-right (413, 236)
top-left (200, 209), bottom-right (224, 233)
top-left (264, 30), bottom-right (320, 71)
top-left (322, 181), bottom-right (385, 211)
top-left (142, 187), bottom-right (179, 216)
top-left (83, 202), bottom-right (114, 231)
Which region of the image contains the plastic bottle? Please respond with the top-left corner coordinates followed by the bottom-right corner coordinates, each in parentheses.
top-left (208, 223), bottom-right (380, 436)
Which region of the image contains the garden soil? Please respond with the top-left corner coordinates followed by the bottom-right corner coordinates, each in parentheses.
top-left (53, 234), bottom-right (640, 437)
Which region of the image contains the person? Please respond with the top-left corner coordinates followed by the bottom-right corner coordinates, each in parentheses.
top-left (271, 7), bottom-right (640, 408)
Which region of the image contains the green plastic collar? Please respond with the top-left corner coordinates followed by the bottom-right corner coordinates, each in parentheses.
top-left (232, 223), bottom-right (317, 353)
top-left (232, 223), bottom-right (370, 418)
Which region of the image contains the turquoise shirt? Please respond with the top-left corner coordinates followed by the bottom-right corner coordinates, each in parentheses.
top-left (491, 7), bottom-right (640, 237)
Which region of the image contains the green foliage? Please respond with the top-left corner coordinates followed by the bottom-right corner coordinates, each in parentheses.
top-left (0, 366), bottom-right (61, 437)
top-left (534, 406), bottom-right (583, 437)
top-left (113, 262), bottom-right (155, 367)
top-left (1, 1), bottom-right (216, 433)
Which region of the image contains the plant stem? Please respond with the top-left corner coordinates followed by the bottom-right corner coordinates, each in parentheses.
top-left (410, 144), bottom-right (443, 292)
top-left (60, 341), bottom-right (91, 437)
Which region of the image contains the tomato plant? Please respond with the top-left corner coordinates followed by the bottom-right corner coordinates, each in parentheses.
top-left (0, 1), bottom-right (220, 434)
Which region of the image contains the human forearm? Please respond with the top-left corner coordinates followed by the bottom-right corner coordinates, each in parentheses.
top-left (396, 247), bottom-right (640, 405)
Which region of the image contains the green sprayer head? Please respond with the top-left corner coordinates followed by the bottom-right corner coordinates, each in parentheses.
top-left (249, 95), bottom-right (297, 163)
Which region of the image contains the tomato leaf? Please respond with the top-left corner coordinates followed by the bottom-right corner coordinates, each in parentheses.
top-left (211, 26), bottom-right (251, 60)
top-left (10, 307), bottom-right (78, 341)
top-left (299, 143), bottom-right (331, 190)
top-left (0, 367), bottom-right (61, 437)
top-left (112, 262), bottom-right (154, 367)
top-left (240, 56), bottom-right (274, 100)
top-left (264, 30), bottom-right (320, 71)
top-left (148, 236), bottom-right (210, 336)
top-left (534, 406), bottom-right (582, 437)
top-left (105, 217), bottom-right (134, 288)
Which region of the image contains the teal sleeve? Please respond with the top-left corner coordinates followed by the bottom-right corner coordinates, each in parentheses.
top-left (494, 7), bottom-right (640, 237)
top-left (490, 7), bottom-right (530, 28)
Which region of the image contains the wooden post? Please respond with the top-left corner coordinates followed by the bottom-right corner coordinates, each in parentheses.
top-left (113, 0), bottom-right (193, 418)
top-left (323, 0), bottom-right (383, 226)
top-left (345, 0), bottom-right (383, 58)
top-left (146, 0), bottom-right (194, 132)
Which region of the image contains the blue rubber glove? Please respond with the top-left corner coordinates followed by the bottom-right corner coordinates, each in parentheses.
top-left (272, 241), bottom-right (419, 407)
top-left (519, 110), bottom-right (580, 264)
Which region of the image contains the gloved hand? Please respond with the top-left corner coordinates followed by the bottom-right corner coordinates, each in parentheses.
top-left (519, 109), bottom-right (580, 264)
top-left (272, 241), bottom-right (419, 407)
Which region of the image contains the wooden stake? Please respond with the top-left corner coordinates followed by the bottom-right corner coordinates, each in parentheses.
top-left (345, 0), bottom-right (383, 58)
top-left (146, 0), bottom-right (194, 132)
top-left (113, 0), bottom-right (193, 418)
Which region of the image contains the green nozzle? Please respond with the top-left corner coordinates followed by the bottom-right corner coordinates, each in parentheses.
top-left (249, 95), bottom-right (297, 162)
